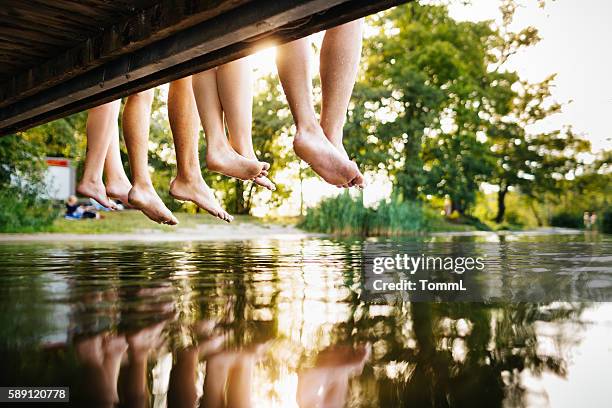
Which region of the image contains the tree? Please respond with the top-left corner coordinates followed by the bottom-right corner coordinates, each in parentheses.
top-left (349, 3), bottom-right (497, 212)
top-left (484, 1), bottom-right (591, 222)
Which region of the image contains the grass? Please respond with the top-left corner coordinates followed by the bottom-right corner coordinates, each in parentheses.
top-left (24, 210), bottom-right (261, 234)
top-left (299, 192), bottom-right (480, 237)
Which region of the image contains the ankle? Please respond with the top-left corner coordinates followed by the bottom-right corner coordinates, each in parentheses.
top-left (320, 123), bottom-right (344, 144)
top-left (131, 180), bottom-right (154, 191)
top-left (106, 176), bottom-right (130, 187)
top-left (296, 119), bottom-right (321, 136)
top-left (80, 173), bottom-right (102, 185)
top-left (173, 172), bottom-right (203, 185)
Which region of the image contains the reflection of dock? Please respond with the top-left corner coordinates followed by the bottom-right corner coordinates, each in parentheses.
top-left (0, 0), bottom-right (410, 136)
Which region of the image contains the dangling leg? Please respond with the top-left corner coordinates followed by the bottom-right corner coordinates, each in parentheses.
top-left (123, 90), bottom-right (178, 225)
top-left (276, 37), bottom-right (363, 188)
top-left (167, 77), bottom-right (233, 222)
top-left (319, 20), bottom-right (363, 159)
top-left (77, 101), bottom-right (121, 209)
top-left (103, 105), bottom-right (132, 205)
top-left (192, 68), bottom-right (267, 181)
top-left (216, 58), bottom-right (275, 191)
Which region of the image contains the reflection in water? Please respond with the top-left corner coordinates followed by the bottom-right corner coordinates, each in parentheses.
top-left (0, 234), bottom-right (610, 407)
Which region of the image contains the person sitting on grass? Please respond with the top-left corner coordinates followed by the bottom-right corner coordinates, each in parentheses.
top-left (65, 195), bottom-right (101, 220)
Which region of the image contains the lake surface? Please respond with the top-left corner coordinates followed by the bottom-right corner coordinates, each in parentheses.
top-left (0, 232), bottom-right (611, 407)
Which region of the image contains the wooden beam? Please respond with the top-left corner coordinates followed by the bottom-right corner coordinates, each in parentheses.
top-left (0, 0), bottom-right (409, 136)
top-left (0, 0), bottom-right (254, 108)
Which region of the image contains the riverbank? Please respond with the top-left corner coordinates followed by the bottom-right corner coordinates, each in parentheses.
top-left (0, 210), bottom-right (319, 242)
top-left (0, 209), bottom-right (586, 243)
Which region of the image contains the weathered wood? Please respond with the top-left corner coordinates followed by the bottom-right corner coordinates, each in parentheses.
top-left (0, 0), bottom-right (253, 101)
top-left (0, 0), bottom-right (409, 136)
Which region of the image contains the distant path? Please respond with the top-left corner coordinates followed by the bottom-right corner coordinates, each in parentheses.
top-left (0, 223), bottom-right (321, 243)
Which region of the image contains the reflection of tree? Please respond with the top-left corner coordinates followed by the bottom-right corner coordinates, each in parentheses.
top-left (366, 301), bottom-right (582, 407)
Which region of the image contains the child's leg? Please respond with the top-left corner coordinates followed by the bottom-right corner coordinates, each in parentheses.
top-left (123, 90), bottom-right (178, 225)
top-left (192, 68), bottom-right (267, 181)
top-left (167, 77), bottom-right (233, 222)
top-left (276, 37), bottom-right (364, 188)
top-left (319, 19), bottom-right (364, 159)
top-left (103, 102), bottom-right (132, 205)
top-left (77, 101), bottom-right (121, 209)
top-left (217, 58), bottom-right (275, 191)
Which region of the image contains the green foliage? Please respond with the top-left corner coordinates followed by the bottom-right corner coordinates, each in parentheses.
top-left (550, 211), bottom-right (583, 229)
top-left (299, 192), bottom-right (449, 236)
top-left (299, 192), bottom-right (369, 235)
top-left (367, 197), bottom-right (438, 236)
top-left (602, 210), bottom-right (612, 234)
top-left (0, 188), bottom-right (58, 232)
top-left (0, 134), bottom-right (58, 232)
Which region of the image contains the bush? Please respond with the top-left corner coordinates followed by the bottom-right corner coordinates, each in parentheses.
top-left (0, 188), bottom-right (58, 232)
top-left (299, 192), bottom-right (438, 236)
top-left (550, 211), bottom-right (583, 229)
top-left (299, 191), bottom-right (368, 235)
top-left (602, 210), bottom-right (612, 234)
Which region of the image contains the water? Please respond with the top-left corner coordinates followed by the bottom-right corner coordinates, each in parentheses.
top-left (0, 233), bottom-right (611, 407)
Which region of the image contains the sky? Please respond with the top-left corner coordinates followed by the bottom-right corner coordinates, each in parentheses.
top-left (246, 0), bottom-right (611, 215)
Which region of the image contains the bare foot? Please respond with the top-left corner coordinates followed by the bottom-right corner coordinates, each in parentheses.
top-left (128, 184), bottom-right (178, 225)
top-left (327, 134), bottom-right (350, 160)
top-left (105, 178), bottom-right (132, 206)
top-left (253, 176), bottom-right (276, 191)
top-left (232, 147), bottom-right (276, 191)
top-left (207, 144), bottom-right (268, 181)
top-left (293, 126), bottom-right (364, 187)
top-left (127, 321), bottom-right (166, 356)
top-left (77, 179), bottom-right (117, 209)
top-left (169, 177), bottom-right (233, 223)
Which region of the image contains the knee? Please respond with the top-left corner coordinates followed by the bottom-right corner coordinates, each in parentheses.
top-left (128, 89), bottom-right (155, 105)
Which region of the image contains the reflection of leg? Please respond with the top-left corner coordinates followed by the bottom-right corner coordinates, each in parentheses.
top-left (75, 333), bottom-right (128, 407)
top-left (225, 353), bottom-right (256, 408)
top-left (297, 343), bottom-right (370, 408)
top-left (216, 59), bottom-right (274, 190)
top-left (123, 90), bottom-right (178, 225)
top-left (121, 322), bottom-right (165, 408)
top-left (202, 345), bottom-right (264, 408)
top-left (168, 346), bottom-right (200, 408)
top-left (78, 101), bottom-right (121, 209)
top-left (320, 19), bottom-right (364, 158)
top-left (167, 77), bottom-right (233, 222)
top-left (104, 113), bottom-right (132, 205)
top-left (276, 38), bottom-right (363, 188)
top-left (192, 69), bottom-right (267, 181)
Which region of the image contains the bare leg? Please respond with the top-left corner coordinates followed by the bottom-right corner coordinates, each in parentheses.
top-left (77, 101), bottom-right (121, 209)
top-left (104, 116), bottom-right (132, 205)
top-left (217, 59), bottom-right (275, 191)
top-left (123, 90), bottom-right (178, 225)
top-left (276, 37), bottom-right (364, 188)
top-left (75, 333), bottom-right (128, 407)
top-left (167, 77), bottom-right (233, 222)
top-left (297, 343), bottom-right (370, 408)
top-left (192, 69), bottom-right (267, 181)
top-left (320, 20), bottom-right (364, 159)
top-left (120, 322), bottom-right (165, 408)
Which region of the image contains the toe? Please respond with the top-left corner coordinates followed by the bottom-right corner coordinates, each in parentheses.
top-left (351, 172), bottom-right (365, 188)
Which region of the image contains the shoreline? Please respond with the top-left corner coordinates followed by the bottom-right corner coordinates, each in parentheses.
top-left (0, 226), bottom-right (584, 243)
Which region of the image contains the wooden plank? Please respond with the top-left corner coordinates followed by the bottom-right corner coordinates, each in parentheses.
top-left (0, 0), bottom-right (254, 108)
top-left (0, 0), bottom-right (409, 136)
